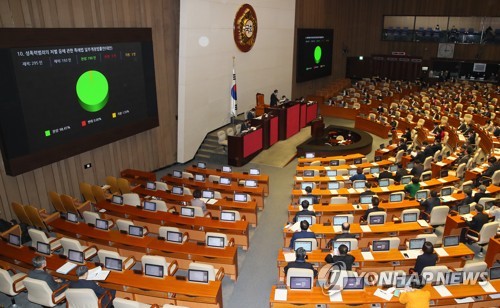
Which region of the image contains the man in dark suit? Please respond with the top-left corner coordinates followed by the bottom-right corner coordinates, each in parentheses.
top-left (394, 163), bottom-right (408, 183)
top-left (349, 167), bottom-right (366, 182)
top-left (361, 197), bottom-right (385, 222)
top-left (28, 256), bottom-right (66, 295)
top-left (325, 244), bottom-right (355, 270)
top-left (466, 204), bottom-right (489, 233)
top-left (293, 200), bottom-right (316, 223)
top-left (410, 161), bottom-right (424, 179)
top-left (270, 89), bottom-right (279, 107)
top-left (413, 146), bottom-right (425, 164)
top-left (396, 138), bottom-right (408, 152)
top-left (422, 142), bottom-right (434, 158)
top-left (69, 266), bottom-right (115, 308)
top-left (483, 157), bottom-right (500, 178)
top-left (289, 220), bottom-right (316, 249)
top-left (378, 166), bottom-right (393, 180)
top-left (327, 222), bottom-right (357, 248)
top-left (456, 146), bottom-right (473, 166)
top-left (473, 185), bottom-right (490, 203)
top-left (420, 190), bottom-right (440, 213)
top-left (304, 186), bottom-right (319, 204)
top-left (360, 182), bottom-right (376, 197)
top-left (284, 247), bottom-right (318, 277)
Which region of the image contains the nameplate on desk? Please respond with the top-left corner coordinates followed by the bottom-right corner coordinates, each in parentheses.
top-left (361, 251), bottom-right (374, 260)
top-left (371, 162), bottom-right (379, 166)
top-left (347, 188), bottom-right (356, 194)
top-left (380, 187), bottom-right (389, 192)
top-left (360, 225), bottom-right (371, 232)
top-left (350, 165), bottom-right (357, 168)
top-left (296, 176), bottom-right (303, 181)
top-left (330, 190), bottom-right (338, 195)
top-left (329, 177), bottom-right (336, 181)
top-left (436, 162), bottom-right (447, 166)
top-left (324, 167), bottom-right (331, 170)
top-left (417, 220), bottom-right (429, 227)
top-left (434, 247), bottom-right (449, 257)
top-left (274, 288), bottom-right (288, 301)
top-left (438, 178), bottom-right (447, 183)
top-left (434, 285), bottom-right (452, 297)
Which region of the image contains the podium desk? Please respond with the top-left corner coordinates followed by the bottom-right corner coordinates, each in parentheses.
top-left (49, 216), bottom-right (239, 281)
top-left (251, 114), bottom-right (279, 149)
top-left (228, 127), bottom-right (263, 167)
top-left (132, 186), bottom-right (258, 226)
top-left (283, 222), bottom-right (432, 248)
top-left (266, 102), bottom-right (301, 140)
top-left (95, 200), bottom-right (250, 250)
top-left (306, 102), bottom-right (318, 124)
top-left (485, 236), bottom-right (500, 267)
top-left (185, 165), bottom-right (270, 196)
top-left (354, 116), bottom-right (392, 139)
top-left (160, 175), bottom-right (265, 209)
top-left (276, 244), bottom-right (473, 281)
top-left (0, 241), bottom-right (223, 307)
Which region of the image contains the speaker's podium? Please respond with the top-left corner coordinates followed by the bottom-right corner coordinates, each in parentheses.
top-left (228, 127), bottom-right (263, 166)
top-left (255, 93), bottom-right (268, 116)
top-left (266, 101), bottom-right (301, 140)
top-left (251, 113), bottom-right (279, 149)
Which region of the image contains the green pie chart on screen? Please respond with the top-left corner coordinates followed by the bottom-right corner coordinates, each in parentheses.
top-left (314, 46), bottom-right (322, 64)
top-left (76, 70), bottom-right (109, 112)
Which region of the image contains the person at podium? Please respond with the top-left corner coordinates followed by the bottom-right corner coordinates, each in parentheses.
top-left (270, 89), bottom-right (279, 107)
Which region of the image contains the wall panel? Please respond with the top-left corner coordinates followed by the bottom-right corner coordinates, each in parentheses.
top-left (0, 0), bottom-right (179, 221)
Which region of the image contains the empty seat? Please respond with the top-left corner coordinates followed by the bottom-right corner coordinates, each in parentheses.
top-left (188, 262), bottom-right (224, 281)
top-left (141, 255), bottom-right (178, 277)
top-left (66, 288), bottom-right (111, 308)
top-left (97, 249), bottom-right (135, 270)
top-left (28, 229), bottom-right (62, 252)
top-left (122, 193), bottom-right (141, 206)
top-left (60, 238), bottom-right (98, 260)
top-left (0, 267), bottom-right (27, 305)
top-left (23, 277), bottom-right (67, 307)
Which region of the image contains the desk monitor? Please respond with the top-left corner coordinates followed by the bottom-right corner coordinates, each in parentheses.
top-left (180, 206), bottom-right (195, 217)
top-left (298, 196), bottom-right (314, 205)
top-left (145, 181), bottom-right (156, 190)
top-left (68, 249), bottom-right (84, 264)
top-left (303, 170), bottom-right (314, 177)
top-left (333, 240), bottom-right (351, 252)
top-left (353, 181), bottom-right (366, 189)
top-left (326, 170), bottom-right (337, 177)
top-left (360, 195), bottom-right (373, 204)
top-left (111, 195), bottom-right (123, 205)
top-left (194, 174), bottom-right (205, 182)
top-left (67, 212), bottom-right (79, 223)
top-left (408, 238), bottom-right (425, 250)
top-left (289, 276), bottom-right (312, 290)
top-left (36, 242), bottom-right (50, 255)
top-left (389, 165), bottom-right (398, 172)
top-left (171, 186), bottom-right (183, 195)
top-left (301, 182), bottom-right (314, 190)
top-left (144, 264), bottom-right (164, 278)
top-left (197, 162), bottom-right (207, 169)
top-left (389, 193), bottom-right (403, 203)
top-left (369, 214), bottom-right (385, 225)
top-left (330, 160), bottom-right (339, 166)
top-left (443, 235), bottom-right (460, 247)
top-left (348, 169), bottom-right (357, 176)
top-left (333, 216), bottom-right (348, 226)
top-left (95, 219), bottom-right (109, 231)
top-left (128, 225), bottom-right (144, 237)
top-left (143, 201), bottom-right (156, 211)
top-left (440, 170), bottom-right (449, 177)
top-left (249, 168), bottom-right (260, 175)
top-left (202, 190), bottom-right (214, 199)
top-left (220, 211), bottom-right (236, 222)
top-left (353, 158), bottom-right (362, 164)
top-left (172, 170), bottom-right (182, 178)
top-left (489, 267), bottom-right (500, 280)
top-left (188, 269), bottom-right (209, 283)
top-left (296, 215), bottom-right (313, 225)
top-left (372, 240), bottom-right (390, 252)
top-left (343, 277), bottom-right (364, 291)
top-left (328, 181), bottom-right (340, 190)
top-left (415, 191), bottom-right (428, 200)
top-left (441, 187), bottom-right (453, 196)
top-left (8, 233), bottom-right (21, 247)
top-left (403, 213), bottom-right (418, 223)
top-left (207, 235), bottom-right (225, 248)
top-left (234, 192), bottom-right (248, 202)
top-left (378, 178), bottom-right (390, 187)
top-left (379, 144), bottom-right (385, 150)
top-left (458, 205), bottom-right (470, 215)
top-left (305, 152), bottom-right (315, 159)
top-left (407, 162), bottom-right (414, 169)
top-left (370, 166), bottom-right (380, 174)
top-left (219, 177), bottom-right (231, 185)
top-left (374, 156), bottom-right (382, 162)
top-left (401, 176), bottom-right (412, 185)
top-left (422, 173), bottom-right (432, 181)
top-left (166, 231), bottom-right (183, 243)
top-left (222, 165), bottom-right (232, 173)
top-left (244, 179), bottom-right (258, 187)
top-left (437, 155), bottom-right (443, 162)
top-left (462, 183), bottom-right (472, 192)
top-left (105, 257), bottom-right (123, 271)
top-left (294, 240), bottom-right (313, 252)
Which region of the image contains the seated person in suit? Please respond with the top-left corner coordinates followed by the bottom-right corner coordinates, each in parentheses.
top-left (325, 244), bottom-right (355, 270)
top-left (284, 247), bottom-right (318, 277)
top-left (289, 220), bottom-right (316, 249)
top-left (293, 200), bottom-right (316, 223)
top-left (349, 167), bottom-right (366, 182)
top-left (410, 161), bottom-right (424, 179)
top-left (191, 189), bottom-right (207, 215)
top-left (457, 187), bottom-right (474, 208)
top-left (456, 146), bottom-right (473, 166)
top-left (473, 185), bottom-right (490, 203)
top-left (327, 222), bottom-right (357, 248)
top-left (483, 157), bottom-right (500, 178)
top-left (412, 241), bottom-right (438, 276)
top-left (241, 119), bottom-right (252, 131)
top-left (412, 146), bottom-right (425, 164)
top-left (420, 190), bottom-right (441, 213)
top-left (378, 165), bottom-right (393, 180)
top-left (394, 163), bottom-right (408, 183)
top-left (396, 138), bottom-right (408, 152)
top-left (466, 204), bottom-right (489, 233)
top-left (28, 256), bottom-right (66, 295)
top-left (304, 186), bottom-right (319, 204)
top-left (360, 182), bottom-right (376, 197)
top-left (404, 177), bottom-right (421, 198)
top-left (69, 266), bottom-right (115, 308)
top-left (361, 196), bottom-right (384, 222)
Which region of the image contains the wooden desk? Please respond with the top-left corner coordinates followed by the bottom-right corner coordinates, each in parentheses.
top-left (120, 169), bottom-right (156, 185)
top-left (375, 144), bottom-right (398, 160)
top-left (95, 200), bottom-right (250, 250)
top-left (319, 105), bottom-right (360, 120)
top-left (354, 116), bottom-right (392, 139)
top-left (485, 237), bottom-right (500, 267)
top-left (228, 127), bottom-right (263, 167)
top-left (276, 244), bottom-right (473, 281)
top-left (297, 154), bottom-right (365, 166)
top-left (296, 159), bottom-right (394, 175)
top-left (132, 186), bottom-right (258, 226)
top-left (283, 222), bottom-right (433, 248)
top-left (0, 241), bottom-right (223, 307)
top-left (160, 175), bottom-right (265, 209)
top-left (185, 165), bottom-right (270, 196)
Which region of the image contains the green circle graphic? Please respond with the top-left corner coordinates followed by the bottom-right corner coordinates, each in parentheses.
top-left (314, 46), bottom-right (322, 64)
top-left (76, 70), bottom-right (109, 112)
